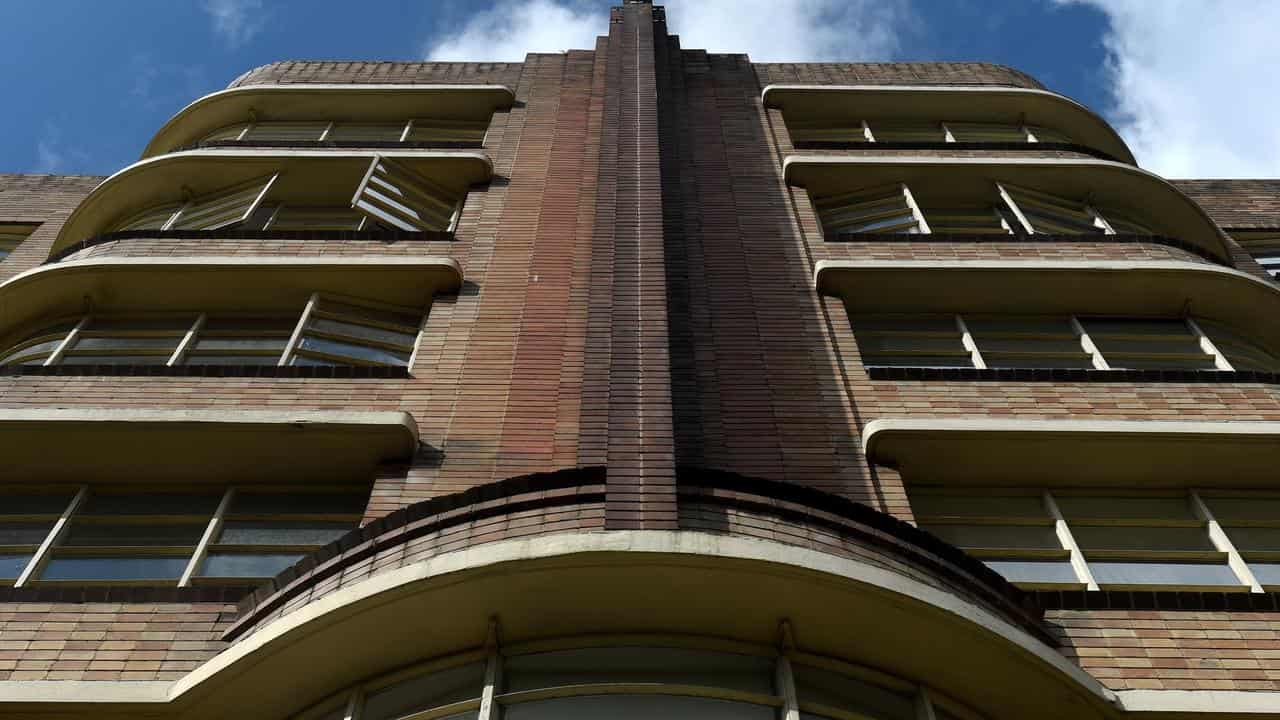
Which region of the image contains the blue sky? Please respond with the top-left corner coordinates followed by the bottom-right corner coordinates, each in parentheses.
top-left (0, 0), bottom-right (1275, 178)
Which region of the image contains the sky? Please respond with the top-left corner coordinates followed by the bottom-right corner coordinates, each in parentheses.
top-left (0, 0), bottom-right (1276, 179)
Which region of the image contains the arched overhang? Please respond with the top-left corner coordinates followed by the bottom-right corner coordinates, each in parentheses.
top-left (52, 149), bottom-right (493, 257)
top-left (864, 418), bottom-right (1280, 489)
top-left (814, 259), bottom-right (1280, 356)
top-left (762, 84), bottom-right (1135, 164)
top-left (786, 156), bottom-right (1231, 263)
top-left (0, 255), bottom-right (462, 352)
top-left (0, 408), bottom-right (417, 485)
top-left (143, 84), bottom-right (515, 158)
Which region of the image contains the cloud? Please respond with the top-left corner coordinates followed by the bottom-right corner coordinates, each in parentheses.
top-left (665, 0), bottom-right (909, 62)
top-left (424, 0), bottom-right (909, 63)
top-left (33, 125), bottom-right (90, 175)
top-left (1064, 0), bottom-right (1280, 178)
top-left (203, 0), bottom-right (267, 48)
top-left (425, 0), bottom-right (603, 62)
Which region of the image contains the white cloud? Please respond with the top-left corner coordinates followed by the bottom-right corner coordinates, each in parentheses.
top-left (1065, 0), bottom-right (1280, 178)
top-left (665, 0), bottom-right (908, 62)
top-left (424, 0), bottom-right (908, 63)
top-left (425, 0), bottom-right (603, 62)
top-left (32, 125), bottom-right (90, 175)
top-left (203, 0), bottom-right (267, 49)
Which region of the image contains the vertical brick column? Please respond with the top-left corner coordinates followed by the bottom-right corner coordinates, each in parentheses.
top-left (600, 1), bottom-right (678, 528)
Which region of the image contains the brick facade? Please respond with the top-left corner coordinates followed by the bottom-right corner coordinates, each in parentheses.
top-left (3, 0), bottom-right (1280, 711)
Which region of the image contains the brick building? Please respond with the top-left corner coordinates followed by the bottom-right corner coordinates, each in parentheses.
top-left (1, 1), bottom-right (1279, 717)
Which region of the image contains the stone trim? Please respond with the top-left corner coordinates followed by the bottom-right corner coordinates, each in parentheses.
top-left (47, 228), bottom-right (455, 263)
top-left (823, 231), bottom-right (1221, 265)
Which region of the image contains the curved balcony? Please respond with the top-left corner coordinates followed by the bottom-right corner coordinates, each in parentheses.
top-left (787, 156), bottom-right (1233, 264)
top-left (143, 84), bottom-right (515, 158)
top-left (763, 84), bottom-right (1134, 164)
top-left (51, 149), bottom-right (492, 259)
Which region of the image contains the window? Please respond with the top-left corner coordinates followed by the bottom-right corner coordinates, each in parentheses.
top-left (812, 184), bottom-right (926, 235)
top-left (848, 313), bottom-right (1279, 372)
top-left (788, 119), bottom-right (1062, 147)
top-left (1235, 235), bottom-right (1280, 279)
top-left (815, 181), bottom-right (1151, 239)
top-left (199, 118), bottom-right (488, 146)
top-left (296, 640), bottom-right (976, 720)
top-left (0, 293), bottom-right (424, 369)
top-left (106, 162), bottom-right (462, 235)
top-left (0, 223), bottom-right (38, 261)
top-left (913, 488), bottom-right (1280, 591)
top-left (1, 484), bottom-right (368, 587)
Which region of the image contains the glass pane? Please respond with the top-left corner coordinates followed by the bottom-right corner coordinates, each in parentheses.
top-left (0, 494), bottom-right (73, 516)
top-left (922, 523), bottom-right (1061, 550)
top-left (296, 336), bottom-right (411, 366)
top-left (315, 300), bottom-right (420, 330)
top-left (0, 522), bottom-right (55, 545)
top-left (40, 556), bottom-right (189, 581)
top-left (308, 318), bottom-right (418, 348)
top-left (858, 355), bottom-right (972, 368)
top-left (981, 354), bottom-right (1094, 369)
top-left (856, 336), bottom-right (965, 354)
top-left (794, 664), bottom-right (916, 719)
top-left (852, 316), bottom-right (957, 334)
top-left (1072, 526), bottom-right (1213, 552)
top-left (503, 696), bottom-right (775, 720)
top-left (1203, 497), bottom-right (1280, 524)
top-left (1054, 496), bottom-right (1193, 521)
top-left (362, 661), bottom-right (485, 720)
top-left (217, 520), bottom-right (354, 546)
top-left (72, 337), bottom-right (180, 350)
top-left (1079, 319), bottom-right (1192, 337)
top-left (1090, 562), bottom-right (1241, 587)
top-left (88, 317), bottom-right (195, 332)
top-left (984, 560), bottom-right (1080, 585)
top-left (0, 554), bottom-right (32, 579)
top-left (184, 354), bottom-right (282, 365)
top-left (1249, 564), bottom-right (1280, 587)
top-left (61, 522), bottom-right (205, 548)
top-left (1222, 527), bottom-right (1280, 552)
top-left (197, 553), bottom-right (304, 578)
top-left (229, 492), bottom-right (368, 516)
top-left (191, 337), bottom-right (289, 352)
top-left (911, 494), bottom-right (1047, 519)
top-left (58, 355), bottom-right (172, 365)
top-left (504, 647), bottom-right (774, 695)
top-left (202, 316), bottom-right (297, 333)
top-left (80, 493), bottom-right (221, 516)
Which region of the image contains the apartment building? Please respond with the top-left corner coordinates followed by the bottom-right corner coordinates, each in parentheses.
top-left (0, 1), bottom-right (1278, 717)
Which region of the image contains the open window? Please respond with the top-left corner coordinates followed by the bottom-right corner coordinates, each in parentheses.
top-left (0, 223), bottom-right (39, 261)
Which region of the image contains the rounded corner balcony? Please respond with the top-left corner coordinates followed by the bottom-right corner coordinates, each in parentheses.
top-left (815, 258), bottom-right (1280, 378)
top-left (762, 84), bottom-right (1134, 164)
top-left (0, 255), bottom-right (460, 372)
top-left (142, 83), bottom-right (516, 158)
top-left (786, 155), bottom-right (1233, 264)
top-left (92, 470), bottom-right (1119, 720)
top-left (50, 149), bottom-right (492, 260)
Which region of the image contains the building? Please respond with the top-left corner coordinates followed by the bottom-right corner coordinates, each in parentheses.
top-left (1, 0), bottom-right (1279, 717)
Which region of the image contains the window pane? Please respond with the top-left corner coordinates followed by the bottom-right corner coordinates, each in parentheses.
top-left (0, 494), bottom-right (73, 515)
top-left (361, 661), bottom-right (485, 720)
top-left (794, 664), bottom-right (916, 720)
top-left (1203, 497), bottom-right (1280, 523)
top-left (1089, 562), bottom-right (1241, 587)
top-left (296, 336), bottom-right (411, 366)
top-left (921, 523), bottom-right (1061, 550)
top-left (229, 492), bottom-right (367, 516)
top-left (71, 337), bottom-right (181, 351)
top-left (308, 317), bottom-right (418, 348)
top-left (61, 522), bottom-right (205, 547)
top-left (1248, 564), bottom-right (1280, 587)
top-left (217, 521), bottom-right (353, 546)
top-left (191, 337), bottom-right (289, 352)
top-left (1072, 526), bottom-right (1213, 552)
top-left (984, 560), bottom-right (1080, 585)
top-left (198, 553), bottom-right (304, 579)
top-left (40, 556), bottom-right (189, 581)
top-left (502, 696), bottom-right (775, 720)
top-left (0, 522), bottom-right (55, 545)
top-left (1222, 527), bottom-right (1280, 553)
top-left (1053, 496), bottom-right (1193, 521)
top-left (80, 493), bottom-right (221, 516)
top-left (58, 355), bottom-right (172, 365)
top-left (911, 494), bottom-right (1047, 519)
top-left (504, 647), bottom-right (774, 695)
top-left (0, 554), bottom-right (32, 579)
top-left (184, 354), bottom-right (282, 365)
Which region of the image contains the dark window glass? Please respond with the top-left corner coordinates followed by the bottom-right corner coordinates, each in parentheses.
top-left (229, 493), bottom-right (367, 516)
top-left (503, 647), bottom-right (774, 695)
top-left (61, 522), bottom-right (205, 547)
top-left (795, 664), bottom-right (916, 720)
top-left (503, 696), bottom-right (774, 720)
top-left (80, 494), bottom-right (221, 516)
top-left (361, 662), bottom-right (485, 720)
top-left (0, 522), bottom-right (57, 545)
top-left (40, 556), bottom-right (188, 581)
top-left (198, 553), bottom-right (304, 578)
top-left (0, 494), bottom-right (73, 515)
top-left (0, 554), bottom-right (31, 579)
top-left (217, 521), bottom-right (353, 546)
top-left (296, 336), bottom-right (410, 366)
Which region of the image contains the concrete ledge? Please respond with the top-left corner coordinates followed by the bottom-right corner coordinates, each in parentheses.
top-left (762, 84), bottom-right (1134, 164)
top-left (144, 83), bottom-right (515, 158)
top-left (864, 418), bottom-right (1280, 487)
top-left (0, 408), bottom-right (419, 485)
top-left (787, 156), bottom-right (1230, 262)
